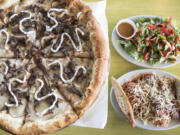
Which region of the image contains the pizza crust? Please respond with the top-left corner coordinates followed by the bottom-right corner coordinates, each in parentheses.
top-left (0, 113), bottom-right (24, 135)
top-left (0, 98), bottom-right (27, 135)
top-left (89, 18), bottom-right (109, 59)
top-left (20, 112), bottom-right (77, 135)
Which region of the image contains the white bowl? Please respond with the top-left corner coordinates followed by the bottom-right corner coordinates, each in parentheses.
top-left (115, 19), bottom-right (137, 39)
top-left (112, 15), bottom-right (180, 68)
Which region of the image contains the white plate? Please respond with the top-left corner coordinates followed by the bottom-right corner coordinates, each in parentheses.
top-left (110, 69), bottom-right (180, 130)
top-left (111, 15), bottom-right (180, 68)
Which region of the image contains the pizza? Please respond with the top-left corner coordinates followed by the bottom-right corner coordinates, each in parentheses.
top-left (121, 74), bottom-right (179, 127)
top-left (0, 0), bottom-right (109, 134)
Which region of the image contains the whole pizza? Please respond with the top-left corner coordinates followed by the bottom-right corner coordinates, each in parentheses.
top-left (0, 0), bottom-right (109, 134)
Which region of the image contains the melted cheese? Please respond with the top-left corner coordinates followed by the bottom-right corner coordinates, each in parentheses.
top-left (126, 75), bottom-right (178, 125)
top-left (34, 79), bottom-right (58, 117)
top-left (48, 59), bottom-right (87, 83)
top-left (51, 28), bottom-right (85, 52)
top-left (46, 8), bottom-right (68, 32)
top-left (19, 10), bottom-right (36, 42)
top-left (0, 29), bottom-right (9, 50)
top-left (0, 62), bottom-right (8, 75)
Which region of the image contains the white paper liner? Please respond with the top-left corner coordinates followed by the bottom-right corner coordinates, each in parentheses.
top-left (72, 0), bottom-right (109, 129)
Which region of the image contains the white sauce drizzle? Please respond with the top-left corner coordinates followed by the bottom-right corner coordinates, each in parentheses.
top-left (34, 79), bottom-right (58, 116)
top-left (41, 35), bottom-right (56, 46)
top-left (3, 17), bottom-right (8, 23)
top-left (5, 75), bottom-right (28, 107)
top-left (51, 28), bottom-right (85, 52)
top-left (0, 62), bottom-right (8, 74)
top-left (0, 29), bottom-right (9, 50)
top-left (77, 12), bottom-right (82, 19)
top-left (48, 60), bottom-right (87, 83)
top-left (9, 13), bottom-right (18, 21)
top-left (46, 8), bottom-right (68, 32)
top-left (19, 10), bottom-right (36, 42)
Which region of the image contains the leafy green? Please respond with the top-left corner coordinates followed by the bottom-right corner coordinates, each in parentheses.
top-left (153, 17), bottom-right (163, 23)
top-left (164, 18), bottom-right (169, 23)
top-left (167, 35), bottom-right (175, 42)
top-left (141, 25), bottom-right (147, 36)
top-left (159, 35), bottom-right (166, 40)
top-left (148, 58), bottom-right (160, 65)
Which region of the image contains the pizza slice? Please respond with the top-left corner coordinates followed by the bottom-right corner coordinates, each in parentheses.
top-left (21, 67), bottom-right (78, 135)
top-left (37, 0), bottom-right (109, 59)
top-left (0, 58), bottom-right (35, 134)
top-left (39, 57), bottom-right (108, 116)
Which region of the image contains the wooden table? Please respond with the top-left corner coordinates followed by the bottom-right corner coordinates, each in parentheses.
top-left (0, 0), bottom-right (180, 134)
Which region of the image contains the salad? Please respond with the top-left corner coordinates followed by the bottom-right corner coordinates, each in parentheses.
top-left (118, 17), bottom-right (180, 65)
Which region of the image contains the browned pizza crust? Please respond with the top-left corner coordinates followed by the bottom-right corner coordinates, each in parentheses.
top-left (83, 58), bottom-right (108, 113)
top-left (20, 113), bottom-right (78, 135)
top-left (0, 113), bottom-right (24, 135)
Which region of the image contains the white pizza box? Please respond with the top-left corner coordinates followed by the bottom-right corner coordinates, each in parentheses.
top-left (73, 0), bottom-right (109, 129)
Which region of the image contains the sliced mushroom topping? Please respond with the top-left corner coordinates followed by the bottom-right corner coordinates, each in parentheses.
top-left (0, 82), bottom-right (8, 96)
top-left (8, 36), bottom-right (26, 48)
top-left (64, 61), bottom-right (75, 79)
top-left (28, 4), bottom-right (40, 13)
top-left (41, 35), bottom-right (56, 48)
top-left (0, 9), bottom-right (5, 23)
top-left (75, 68), bottom-right (85, 83)
top-left (67, 85), bottom-right (82, 97)
top-left (35, 59), bottom-right (48, 75)
top-left (1, 105), bottom-right (9, 111)
top-left (11, 26), bottom-right (23, 35)
top-left (36, 23), bottom-right (46, 39)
